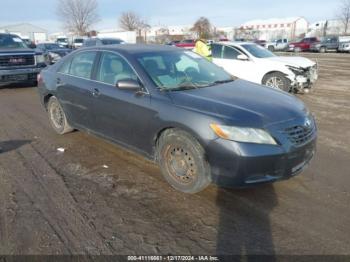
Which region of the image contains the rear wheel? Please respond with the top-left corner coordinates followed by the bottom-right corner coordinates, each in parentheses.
top-left (156, 129), bottom-right (211, 194)
top-left (262, 72), bottom-right (291, 92)
top-left (47, 96), bottom-right (73, 135)
top-left (268, 45), bottom-right (275, 52)
top-left (320, 47), bottom-right (327, 53)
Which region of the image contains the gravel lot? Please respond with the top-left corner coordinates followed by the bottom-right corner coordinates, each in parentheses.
top-left (0, 53), bottom-right (349, 256)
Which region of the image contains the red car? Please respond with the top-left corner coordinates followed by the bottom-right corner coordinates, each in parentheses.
top-left (288, 37), bottom-right (319, 52)
top-left (175, 39), bottom-right (196, 49)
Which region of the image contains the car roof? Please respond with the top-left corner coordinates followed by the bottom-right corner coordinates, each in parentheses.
top-left (214, 41), bottom-right (256, 47)
top-left (80, 44), bottom-right (183, 55)
top-left (0, 33), bottom-right (20, 38)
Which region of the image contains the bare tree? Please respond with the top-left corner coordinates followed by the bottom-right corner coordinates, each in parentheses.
top-left (191, 17), bottom-right (212, 39)
top-left (337, 0), bottom-right (350, 34)
top-left (119, 11), bottom-right (149, 31)
top-left (56, 0), bottom-right (100, 36)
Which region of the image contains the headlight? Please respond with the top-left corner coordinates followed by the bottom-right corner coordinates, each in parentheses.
top-left (210, 124), bottom-right (277, 145)
top-left (49, 52), bottom-right (61, 59)
top-left (289, 44), bottom-right (295, 48)
top-left (35, 54), bottom-right (45, 63)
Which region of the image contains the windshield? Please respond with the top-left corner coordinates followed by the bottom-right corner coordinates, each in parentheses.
top-left (241, 44), bottom-right (276, 58)
top-left (57, 38), bottom-right (68, 43)
top-left (44, 44), bottom-right (61, 50)
top-left (137, 51), bottom-right (233, 90)
top-left (101, 39), bottom-right (124, 45)
top-left (0, 35), bottom-right (27, 49)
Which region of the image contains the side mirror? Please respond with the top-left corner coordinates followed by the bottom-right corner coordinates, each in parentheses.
top-left (116, 79), bottom-right (142, 91)
top-left (237, 54), bottom-right (249, 61)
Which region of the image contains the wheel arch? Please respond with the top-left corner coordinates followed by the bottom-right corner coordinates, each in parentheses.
top-left (152, 124), bottom-right (209, 161)
top-left (43, 93), bottom-right (54, 110)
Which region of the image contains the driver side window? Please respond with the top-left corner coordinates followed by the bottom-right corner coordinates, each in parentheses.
top-left (223, 46), bottom-right (240, 60)
top-left (97, 52), bottom-right (138, 85)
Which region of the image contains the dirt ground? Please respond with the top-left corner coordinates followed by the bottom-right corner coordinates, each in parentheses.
top-left (0, 52), bottom-right (349, 256)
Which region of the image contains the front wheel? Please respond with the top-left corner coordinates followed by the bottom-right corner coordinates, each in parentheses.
top-left (320, 47), bottom-right (327, 53)
top-left (262, 72), bottom-right (291, 92)
top-left (156, 129), bottom-right (211, 194)
top-left (47, 96), bottom-right (74, 135)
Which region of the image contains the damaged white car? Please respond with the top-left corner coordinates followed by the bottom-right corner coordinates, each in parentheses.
top-left (211, 42), bottom-right (318, 93)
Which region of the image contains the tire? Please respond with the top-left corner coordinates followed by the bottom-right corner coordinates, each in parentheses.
top-left (47, 96), bottom-right (74, 135)
top-left (320, 47), bottom-right (326, 53)
top-left (156, 129), bottom-right (211, 194)
top-left (262, 72), bottom-right (291, 92)
top-left (268, 46), bottom-right (275, 52)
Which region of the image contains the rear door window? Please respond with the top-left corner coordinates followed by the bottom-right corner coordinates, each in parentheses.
top-left (69, 52), bottom-right (97, 79)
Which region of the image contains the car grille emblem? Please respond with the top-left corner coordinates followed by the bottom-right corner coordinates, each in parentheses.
top-left (304, 118), bottom-right (312, 129)
top-left (9, 58), bottom-right (26, 63)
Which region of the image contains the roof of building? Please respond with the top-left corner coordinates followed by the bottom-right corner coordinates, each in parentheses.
top-left (0, 23), bottom-right (47, 33)
top-left (242, 17), bottom-right (306, 27)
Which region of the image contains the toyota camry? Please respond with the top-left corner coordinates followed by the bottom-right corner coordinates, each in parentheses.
top-left (37, 45), bottom-right (317, 193)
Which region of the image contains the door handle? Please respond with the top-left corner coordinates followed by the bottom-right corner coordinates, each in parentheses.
top-left (92, 88), bottom-right (100, 97)
top-left (56, 78), bottom-right (64, 86)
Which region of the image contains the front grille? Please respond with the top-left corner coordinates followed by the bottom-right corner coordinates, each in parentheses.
top-left (0, 54), bottom-right (35, 67)
top-left (283, 122), bottom-right (316, 147)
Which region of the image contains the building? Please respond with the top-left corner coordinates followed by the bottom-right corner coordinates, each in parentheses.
top-left (216, 27), bottom-right (235, 40)
top-left (307, 20), bottom-right (349, 37)
top-left (236, 17), bottom-right (309, 41)
top-left (145, 25), bottom-right (193, 43)
top-left (0, 23), bottom-right (48, 43)
top-left (97, 29), bottom-right (137, 43)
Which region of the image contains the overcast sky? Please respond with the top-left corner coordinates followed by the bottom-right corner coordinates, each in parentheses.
top-left (0, 0), bottom-right (341, 33)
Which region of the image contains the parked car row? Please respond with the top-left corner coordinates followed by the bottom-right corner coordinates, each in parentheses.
top-left (288, 36), bottom-right (350, 53)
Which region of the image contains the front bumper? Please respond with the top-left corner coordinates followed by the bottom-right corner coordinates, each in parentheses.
top-left (206, 119), bottom-right (317, 188)
top-left (287, 65), bottom-right (318, 91)
top-left (0, 66), bottom-right (45, 85)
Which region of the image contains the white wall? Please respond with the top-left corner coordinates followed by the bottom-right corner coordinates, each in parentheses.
top-left (98, 31), bottom-right (137, 44)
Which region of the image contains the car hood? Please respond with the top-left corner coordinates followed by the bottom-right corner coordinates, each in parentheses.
top-left (0, 48), bottom-right (35, 54)
top-left (168, 79), bottom-right (307, 127)
top-left (50, 48), bottom-right (71, 53)
top-left (264, 56), bottom-right (316, 68)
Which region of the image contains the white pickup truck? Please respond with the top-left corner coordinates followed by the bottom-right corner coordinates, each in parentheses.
top-left (265, 38), bottom-right (289, 52)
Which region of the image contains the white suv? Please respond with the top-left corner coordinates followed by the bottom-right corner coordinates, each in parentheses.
top-left (211, 42), bottom-right (318, 93)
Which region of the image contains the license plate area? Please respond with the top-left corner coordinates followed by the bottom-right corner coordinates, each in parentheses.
top-left (2, 74), bottom-right (29, 81)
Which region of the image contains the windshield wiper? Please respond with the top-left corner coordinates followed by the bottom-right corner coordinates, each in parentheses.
top-left (158, 81), bottom-right (201, 92)
top-left (206, 79), bottom-right (235, 87)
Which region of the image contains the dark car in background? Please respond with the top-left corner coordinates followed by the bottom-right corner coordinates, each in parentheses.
top-left (37, 45), bottom-right (317, 193)
top-left (83, 37), bottom-right (125, 47)
top-left (310, 36), bottom-right (340, 53)
top-left (36, 43), bottom-right (72, 64)
top-left (288, 37), bottom-right (319, 52)
top-left (0, 33), bottom-right (46, 87)
top-left (165, 40), bottom-right (181, 46)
